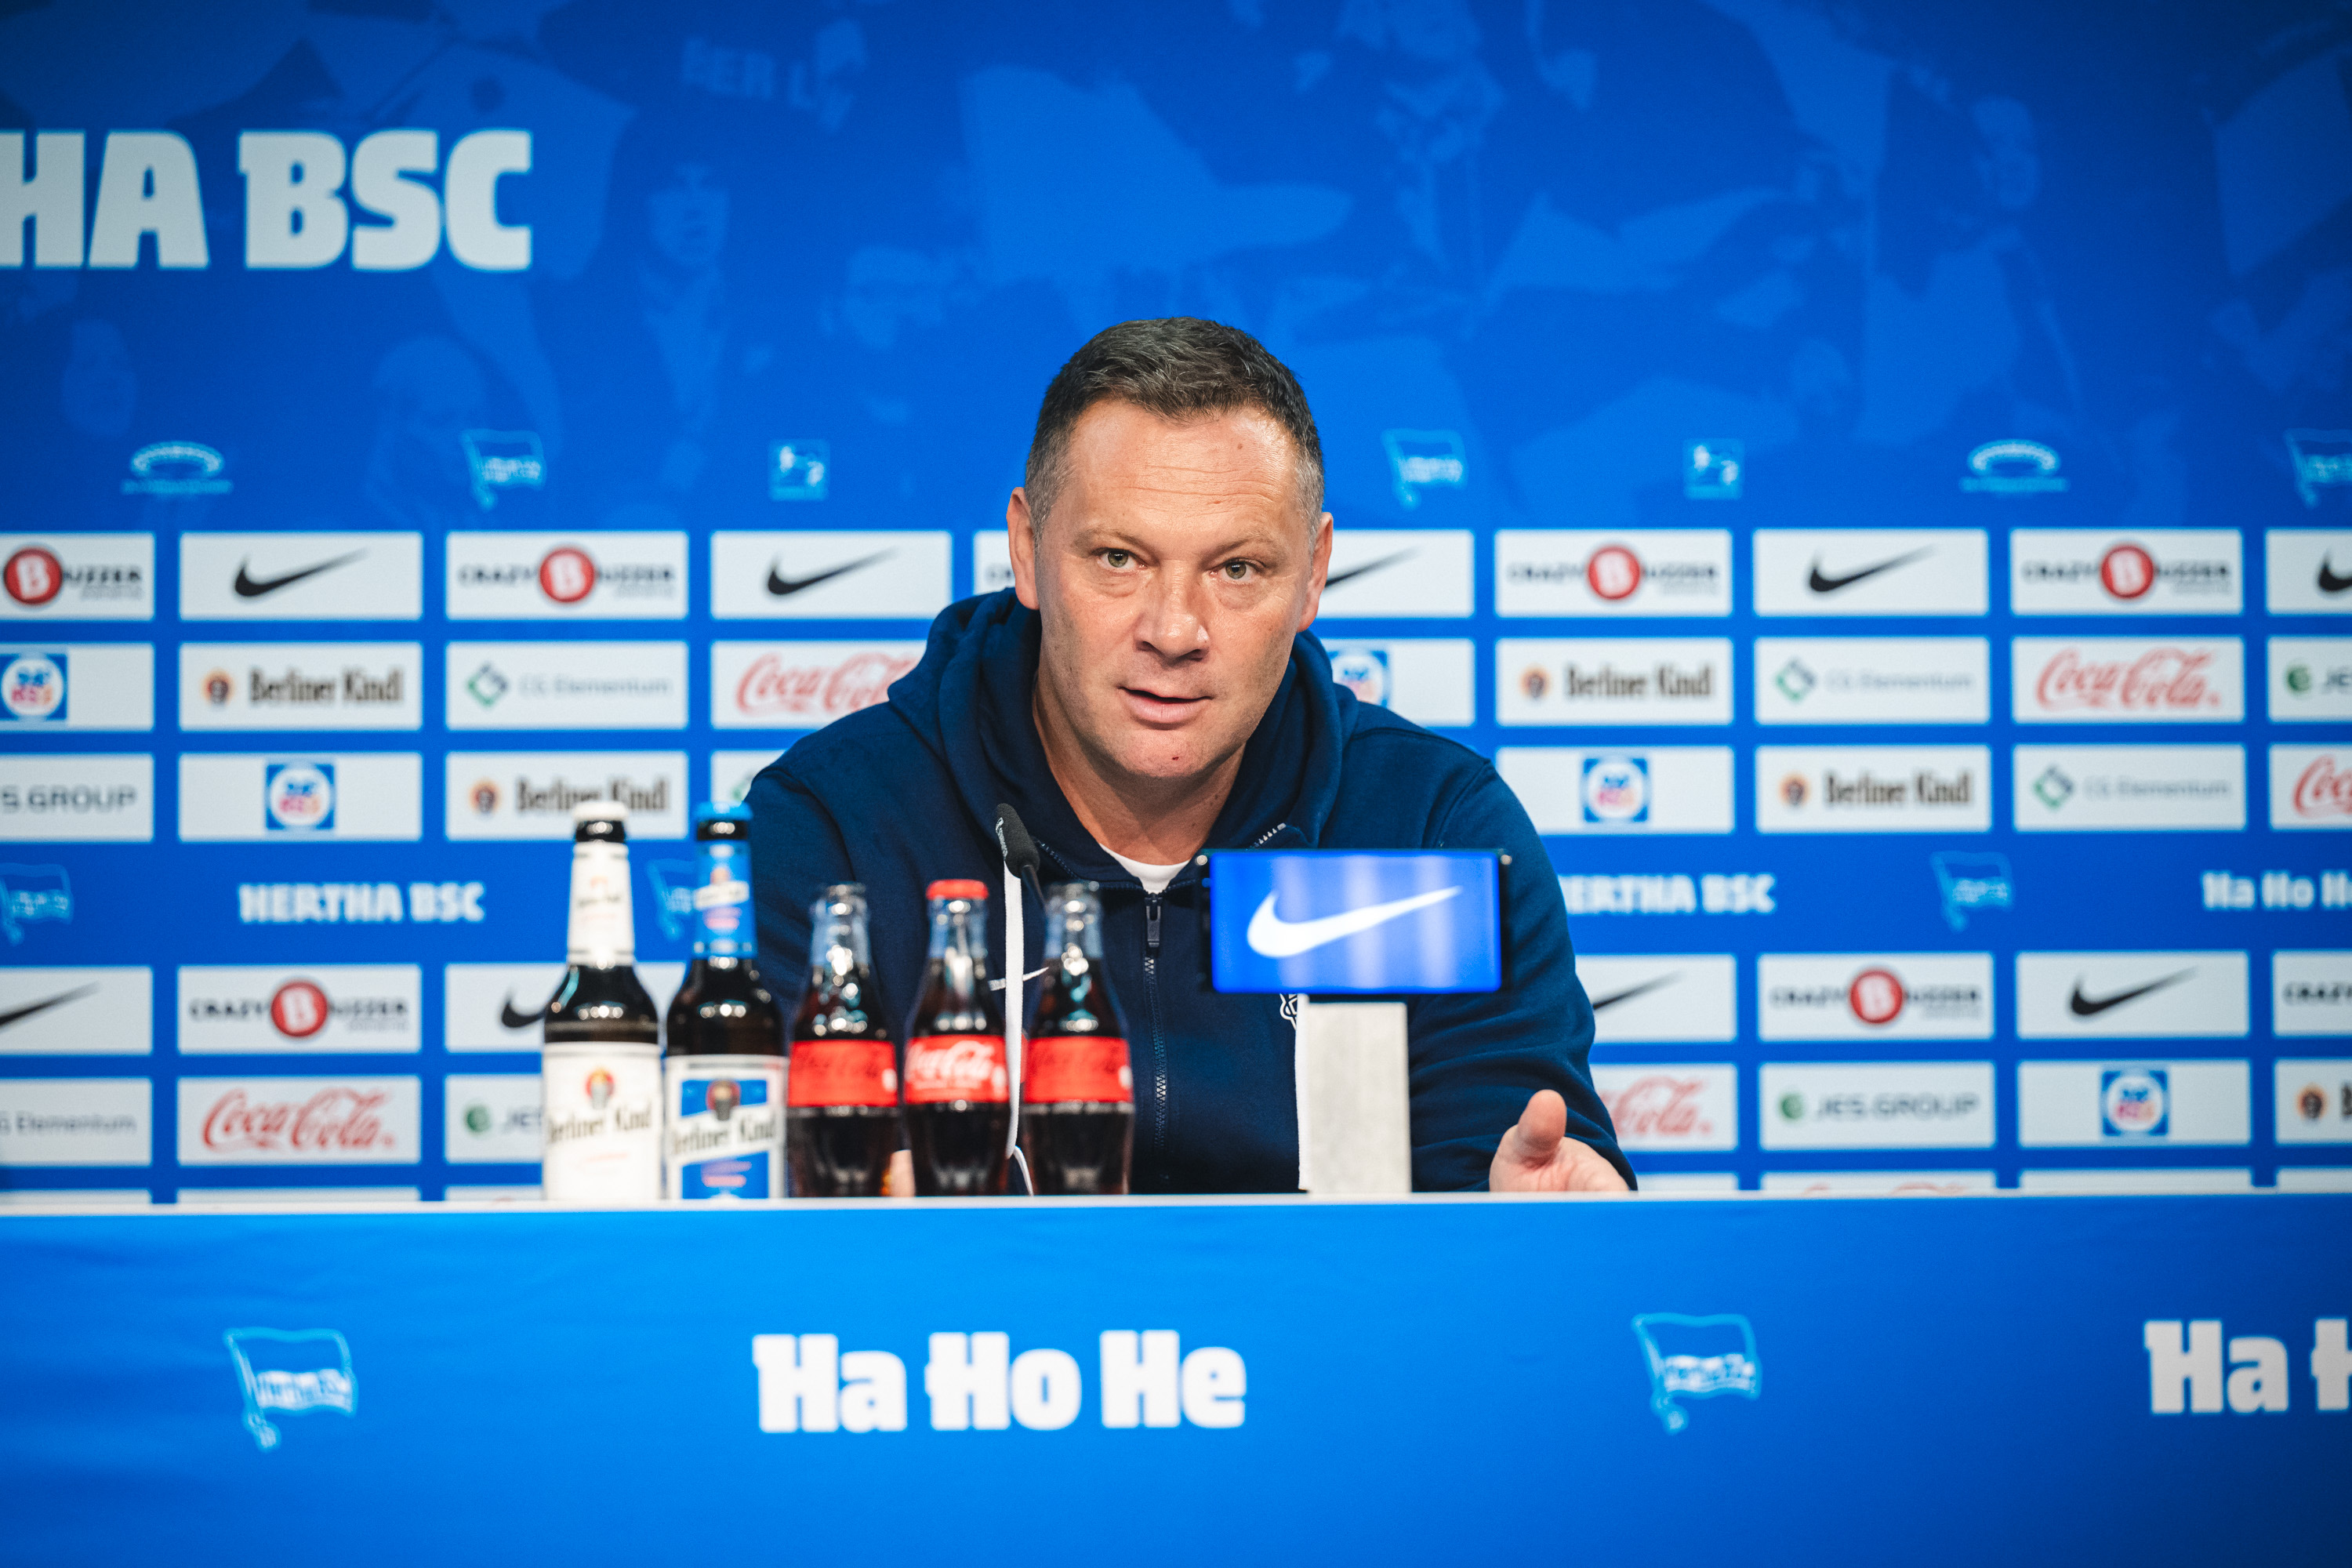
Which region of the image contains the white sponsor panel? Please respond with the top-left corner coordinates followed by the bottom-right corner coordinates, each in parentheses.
top-left (176, 966), bottom-right (421, 1054)
top-left (180, 532), bottom-right (423, 621)
top-left (1754, 746), bottom-right (1991, 833)
top-left (1581, 955), bottom-right (1737, 1043)
top-left (974, 531), bottom-right (1015, 595)
top-left (0, 1189), bottom-right (151, 1206)
top-left (1494, 531), bottom-right (1732, 617)
top-left (2009, 529), bottom-right (2242, 615)
top-left (445, 1073), bottom-right (545, 1163)
top-left (1591, 1064), bottom-right (1737, 1152)
top-left (2265, 529), bottom-right (2352, 615)
top-left (446, 641), bottom-right (687, 730)
top-left (445, 532), bottom-right (686, 619)
top-left (1758, 1171), bottom-right (1995, 1195)
top-left (2014, 951), bottom-right (2249, 1039)
top-left (1761, 1062), bottom-right (1995, 1149)
top-left (0, 967), bottom-right (151, 1054)
top-left (2018, 1168), bottom-right (2253, 1193)
top-left (443, 961), bottom-right (684, 1052)
top-left (1631, 1173), bottom-right (1741, 1193)
top-left (178, 643), bottom-right (419, 731)
top-left (1497, 638), bottom-right (1732, 726)
top-left (2011, 638), bottom-right (2244, 723)
top-left (711, 532), bottom-right (950, 619)
top-left (2012, 744), bottom-right (2246, 833)
top-left (710, 641), bottom-right (921, 730)
top-left (0, 753), bottom-right (153, 841)
top-left (1758, 953), bottom-right (1994, 1041)
top-left (2016, 1060), bottom-right (2251, 1145)
top-left (1318, 530), bottom-right (1472, 618)
top-left (2270, 745), bottom-right (2352, 829)
top-left (2275, 951), bottom-right (2352, 1037)
top-left (2276, 1167), bottom-right (2352, 1190)
top-left (1752, 529), bottom-right (1987, 617)
top-left (177, 1076), bottom-right (421, 1165)
top-left (710, 750), bottom-right (782, 809)
top-left (2276, 1060), bottom-right (2352, 1145)
top-left (177, 753), bottom-right (421, 842)
top-left (1753, 637), bottom-right (1988, 724)
top-left (1319, 639), bottom-right (1474, 727)
top-left (0, 534), bottom-right (153, 620)
top-left (176, 1187), bottom-right (423, 1203)
top-left (443, 1185), bottom-right (543, 1202)
top-left (1498, 747), bottom-right (1733, 834)
top-left (2267, 637), bottom-right (2352, 721)
top-left (0, 1078), bottom-right (151, 1166)
top-left (445, 752), bottom-right (688, 840)
top-left (0, 644), bottom-right (152, 729)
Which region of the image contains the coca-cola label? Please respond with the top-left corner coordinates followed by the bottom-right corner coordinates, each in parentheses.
top-left (902, 1033), bottom-right (1009, 1105)
top-left (710, 641), bottom-right (922, 728)
top-left (1023, 1036), bottom-right (1133, 1105)
top-left (2273, 746), bottom-right (2352, 829)
top-left (1591, 1065), bottom-right (1737, 1151)
top-left (176, 1076), bottom-right (420, 1165)
top-left (787, 1039), bottom-right (898, 1107)
top-left (664, 1055), bottom-right (784, 1200)
top-left (2012, 637), bottom-right (2243, 722)
top-left (539, 1044), bottom-right (661, 1200)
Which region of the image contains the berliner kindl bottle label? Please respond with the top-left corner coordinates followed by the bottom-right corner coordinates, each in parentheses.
top-left (541, 1044), bottom-right (661, 1200)
top-left (664, 1055), bottom-right (786, 1200)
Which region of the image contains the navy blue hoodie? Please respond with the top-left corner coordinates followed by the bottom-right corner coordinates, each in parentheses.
top-left (746, 590), bottom-right (1628, 1192)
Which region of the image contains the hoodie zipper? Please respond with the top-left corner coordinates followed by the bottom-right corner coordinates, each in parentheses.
top-left (1144, 893), bottom-right (1167, 1167)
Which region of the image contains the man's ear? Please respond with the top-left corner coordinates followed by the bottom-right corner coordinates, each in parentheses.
top-left (1295, 510), bottom-right (1335, 632)
top-left (1006, 488), bottom-right (1041, 611)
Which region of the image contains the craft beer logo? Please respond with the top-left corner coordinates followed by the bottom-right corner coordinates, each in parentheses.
top-left (2273, 952), bottom-right (2352, 1037)
top-left (0, 1077), bottom-right (151, 1166)
top-left (0, 534), bottom-right (152, 620)
top-left (0, 967), bottom-right (151, 1055)
top-left (2268, 637), bottom-right (2352, 721)
top-left (1752, 637), bottom-right (1989, 724)
top-left (2013, 951), bottom-right (2250, 1039)
top-left (447, 532), bottom-right (687, 619)
top-left (0, 754), bottom-right (153, 842)
top-left (2272, 746), bottom-right (2352, 829)
top-left (1317, 640), bottom-right (1473, 727)
top-left (2013, 745), bottom-right (2246, 833)
top-left (445, 1073), bottom-right (544, 1162)
top-left (2274, 1058), bottom-right (2352, 1145)
top-left (1758, 954), bottom-right (1993, 1040)
top-left (1751, 530), bottom-right (1987, 617)
top-left (710, 532), bottom-right (950, 619)
top-left (2264, 529), bottom-right (2352, 615)
top-left (179, 644), bottom-right (419, 731)
top-left (1591, 1065), bottom-right (1737, 1150)
top-left (444, 752), bottom-right (688, 840)
top-left (1581, 955), bottom-right (1737, 1042)
top-left (177, 1076), bottom-right (421, 1165)
top-left (711, 642), bottom-right (922, 728)
top-left (179, 753), bottom-right (419, 842)
top-left (180, 532), bottom-right (423, 621)
top-left (2016, 1058), bottom-right (2251, 1146)
top-left (1497, 639), bottom-right (1732, 726)
top-left (1318, 530), bottom-right (1473, 618)
top-left (1494, 531), bottom-right (1731, 616)
top-left (1759, 1062), bottom-right (1996, 1149)
top-left (1754, 746), bottom-right (1991, 833)
top-left (2010, 530), bottom-right (2241, 615)
top-left (441, 961), bottom-right (683, 1051)
top-left (445, 642), bottom-right (687, 730)
top-left (177, 966), bottom-right (421, 1053)
top-left (1497, 746), bottom-right (1733, 834)
top-left (2012, 638), bottom-right (2244, 723)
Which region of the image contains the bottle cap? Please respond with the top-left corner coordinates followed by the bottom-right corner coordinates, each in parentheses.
top-left (926, 878), bottom-right (989, 901)
top-left (572, 800), bottom-right (629, 823)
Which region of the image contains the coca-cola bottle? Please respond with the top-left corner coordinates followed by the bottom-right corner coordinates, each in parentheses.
top-left (541, 801), bottom-right (662, 1201)
top-left (787, 884), bottom-right (899, 1197)
top-left (902, 879), bottom-right (1009, 1196)
top-left (662, 807), bottom-right (786, 1200)
top-left (1019, 881), bottom-right (1133, 1195)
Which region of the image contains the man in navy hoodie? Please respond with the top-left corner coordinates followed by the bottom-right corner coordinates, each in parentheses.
top-left (749, 318), bottom-right (1628, 1193)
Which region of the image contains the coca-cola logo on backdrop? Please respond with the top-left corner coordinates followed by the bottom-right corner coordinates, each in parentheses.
top-left (1600, 1074), bottom-right (1715, 1142)
top-left (201, 1087), bottom-right (398, 1156)
top-left (734, 650), bottom-right (918, 721)
top-left (2293, 754), bottom-right (2352, 819)
top-left (2028, 645), bottom-right (2223, 714)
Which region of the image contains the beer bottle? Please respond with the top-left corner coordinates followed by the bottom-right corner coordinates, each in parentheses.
top-left (902, 879), bottom-right (1009, 1196)
top-left (786, 884), bottom-right (898, 1197)
top-left (662, 807), bottom-right (786, 1200)
top-left (1019, 882), bottom-right (1133, 1195)
top-left (542, 801), bottom-right (661, 1201)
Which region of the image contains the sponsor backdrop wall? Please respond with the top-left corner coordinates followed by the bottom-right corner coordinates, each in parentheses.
top-left (0, 0), bottom-right (2347, 1201)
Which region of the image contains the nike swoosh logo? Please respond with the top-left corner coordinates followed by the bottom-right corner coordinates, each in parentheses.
top-left (1806, 547), bottom-right (1932, 594)
top-left (1323, 549), bottom-right (1417, 590)
top-left (767, 551), bottom-right (894, 597)
top-left (1245, 885), bottom-right (1461, 958)
top-left (2067, 970), bottom-right (2192, 1018)
top-left (0, 984), bottom-right (98, 1031)
top-left (499, 993), bottom-right (545, 1029)
top-left (233, 550), bottom-right (368, 599)
top-left (1589, 974), bottom-right (1678, 1012)
top-left (2320, 556), bottom-right (2352, 594)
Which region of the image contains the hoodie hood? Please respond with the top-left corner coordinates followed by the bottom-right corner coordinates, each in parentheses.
top-left (884, 590), bottom-right (1356, 879)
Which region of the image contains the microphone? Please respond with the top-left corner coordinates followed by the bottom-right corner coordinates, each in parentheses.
top-left (993, 802), bottom-right (1045, 906)
top-left (993, 802), bottom-right (1044, 1195)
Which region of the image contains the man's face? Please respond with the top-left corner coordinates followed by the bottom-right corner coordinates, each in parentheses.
top-left (1011, 400), bottom-right (1332, 790)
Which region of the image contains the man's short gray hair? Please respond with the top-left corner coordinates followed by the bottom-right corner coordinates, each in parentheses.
top-left (1023, 318), bottom-right (1325, 529)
